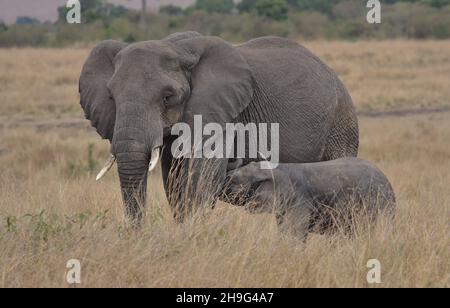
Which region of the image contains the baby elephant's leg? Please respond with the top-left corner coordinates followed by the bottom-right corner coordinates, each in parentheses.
top-left (275, 202), bottom-right (312, 240)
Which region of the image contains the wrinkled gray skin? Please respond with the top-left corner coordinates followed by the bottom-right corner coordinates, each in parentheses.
top-left (79, 31), bottom-right (359, 225)
top-left (226, 158), bottom-right (395, 237)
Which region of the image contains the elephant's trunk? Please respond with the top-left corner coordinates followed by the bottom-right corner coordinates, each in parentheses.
top-left (115, 147), bottom-right (161, 225)
top-left (116, 151), bottom-right (149, 226)
top-left (112, 106), bottom-right (164, 226)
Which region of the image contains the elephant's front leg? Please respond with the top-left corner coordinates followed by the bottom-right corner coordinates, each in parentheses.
top-left (161, 144), bottom-right (228, 222)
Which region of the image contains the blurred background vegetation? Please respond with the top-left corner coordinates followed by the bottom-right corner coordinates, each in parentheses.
top-left (0, 0), bottom-right (449, 46)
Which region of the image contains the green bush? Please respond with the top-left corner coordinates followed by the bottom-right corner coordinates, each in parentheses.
top-left (289, 11), bottom-right (330, 39)
top-left (255, 0), bottom-right (289, 21)
top-left (237, 0), bottom-right (259, 13)
top-left (16, 16), bottom-right (41, 25)
top-left (194, 0), bottom-right (235, 13)
top-left (160, 5), bottom-right (185, 16)
top-left (287, 0), bottom-right (339, 16)
top-left (0, 0), bottom-right (449, 47)
top-left (423, 0), bottom-right (450, 7)
top-left (0, 24), bottom-right (50, 47)
top-left (57, 0), bottom-right (128, 24)
top-left (381, 3), bottom-right (450, 39)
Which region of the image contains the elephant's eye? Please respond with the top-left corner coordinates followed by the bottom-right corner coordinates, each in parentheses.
top-left (163, 94), bottom-right (178, 107)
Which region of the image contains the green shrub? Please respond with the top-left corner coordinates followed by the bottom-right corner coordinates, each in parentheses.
top-left (289, 11), bottom-right (330, 39)
top-left (237, 0), bottom-right (259, 13)
top-left (160, 5), bottom-right (184, 16)
top-left (195, 0), bottom-right (235, 13)
top-left (0, 0), bottom-right (449, 47)
top-left (0, 24), bottom-right (50, 47)
top-left (255, 0), bottom-right (289, 21)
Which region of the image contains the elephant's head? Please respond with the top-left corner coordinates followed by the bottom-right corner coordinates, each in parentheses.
top-left (79, 32), bottom-right (254, 224)
top-left (226, 162), bottom-right (275, 213)
top-left (226, 162), bottom-right (295, 214)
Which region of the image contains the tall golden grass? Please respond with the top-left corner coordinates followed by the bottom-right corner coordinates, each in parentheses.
top-left (1, 40), bottom-right (449, 118)
top-left (0, 41), bottom-right (449, 287)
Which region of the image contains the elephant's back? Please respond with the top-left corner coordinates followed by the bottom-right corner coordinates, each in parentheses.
top-left (235, 36), bottom-right (340, 163)
top-left (236, 36), bottom-right (337, 83)
top-left (289, 158), bottom-right (396, 207)
top-left (237, 36), bottom-right (303, 50)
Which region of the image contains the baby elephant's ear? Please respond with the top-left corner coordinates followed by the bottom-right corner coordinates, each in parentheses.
top-left (234, 163), bottom-right (274, 184)
top-left (227, 158), bottom-right (244, 171)
top-left (171, 36), bottom-right (254, 128)
top-left (247, 162), bottom-right (275, 181)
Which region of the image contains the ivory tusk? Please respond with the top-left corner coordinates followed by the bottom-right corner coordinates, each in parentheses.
top-left (148, 147), bottom-right (161, 172)
top-left (96, 154), bottom-right (116, 181)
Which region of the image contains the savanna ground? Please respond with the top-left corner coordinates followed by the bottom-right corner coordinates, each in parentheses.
top-left (0, 40), bottom-right (449, 287)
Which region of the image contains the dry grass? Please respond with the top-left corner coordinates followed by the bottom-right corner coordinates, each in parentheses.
top-left (0, 48), bottom-right (87, 117)
top-left (0, 42), bottom-right (449, 287)
top-left (0, 40), bottom-right (449, 118)
top-left (307, 40), bottom-right (450, 111)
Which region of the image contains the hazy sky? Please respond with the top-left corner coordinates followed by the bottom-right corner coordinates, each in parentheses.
top-left (0, 0), bottom-right (193, 24)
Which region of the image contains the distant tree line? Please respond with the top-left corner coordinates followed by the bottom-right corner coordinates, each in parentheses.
top-left (0, 0), bottom-right (449, 46)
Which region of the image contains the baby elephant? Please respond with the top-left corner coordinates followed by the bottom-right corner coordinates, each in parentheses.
top-left (225, 158), bottom-right (396, 237)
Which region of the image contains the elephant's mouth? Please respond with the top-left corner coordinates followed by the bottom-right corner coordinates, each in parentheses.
top-left (223, 182), bottom-right (259, 206)
top-left (95, 147), bottom-right (161, 181)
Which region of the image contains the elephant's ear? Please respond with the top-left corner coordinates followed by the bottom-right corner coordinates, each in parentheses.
top-left (172, 36), bottom-right (254, 127)
top-left (79, 40), bottom-right (127, 142)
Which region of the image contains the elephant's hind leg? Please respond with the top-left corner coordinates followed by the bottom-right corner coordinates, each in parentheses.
top-left (323, 80), bottom-right (359, 160)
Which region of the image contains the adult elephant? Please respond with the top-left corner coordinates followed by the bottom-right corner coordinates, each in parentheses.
top-left (79, 31), bottom-right (359, 225)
